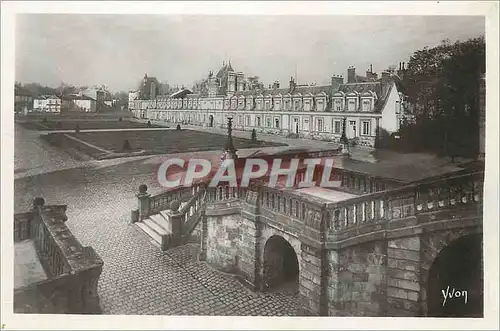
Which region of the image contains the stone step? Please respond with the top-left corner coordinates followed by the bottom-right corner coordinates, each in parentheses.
top-left (159, 210), bottom-right (171, 220)
top-left (143, 217), bottom-right (169, 236)
top-left (150, 213), bottom-right (171, 233)
top-left (136, 221), bottom-right (162, 244)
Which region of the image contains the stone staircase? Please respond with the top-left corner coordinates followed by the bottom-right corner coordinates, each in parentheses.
top-left (136, 210), bottom-right (173, 247)
top-left (133, 184), bottom-right (206, 250)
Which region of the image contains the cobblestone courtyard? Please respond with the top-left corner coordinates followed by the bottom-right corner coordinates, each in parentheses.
top-left (14, 124), bottom-right (309, 316)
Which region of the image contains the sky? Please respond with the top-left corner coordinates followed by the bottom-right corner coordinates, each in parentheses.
top-left (15, 15), bottom-right (485, 93)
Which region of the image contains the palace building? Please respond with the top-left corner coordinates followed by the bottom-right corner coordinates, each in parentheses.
top-left (130, 62), bottom-right (408, 148)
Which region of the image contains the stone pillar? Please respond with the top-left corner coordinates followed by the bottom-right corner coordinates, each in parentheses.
top-left (240, 189), bottom-right (262, 291)
top-left (386, 236), bottom-right (421, 316)
top-left (136, 184), bottom-right (150, 222)
top-left (80, 265), bottom-right (103, 313)
top-left (299, 244), bottom-right (328, 316)
top-left (168, 200), bottom-right (184, 248)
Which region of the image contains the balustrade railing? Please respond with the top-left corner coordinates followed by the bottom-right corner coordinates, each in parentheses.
top-left (326, 171), bottom-right (484, 236)
top-left (14, 200), bottom-right (104, 314)
top-left (258, 185), bottom-right (328, 231)
top-left (182, 190), bottom-right (207, 237)
top-left (148, 186), bottom-right (195, 216)
top-left (32, 209), bottom-right (72, 277)
top-left (206, 184), bottom-right (247, 203)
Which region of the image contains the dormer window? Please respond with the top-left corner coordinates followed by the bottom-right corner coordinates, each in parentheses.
top-left (304, 100), bottom-right (311, 111)
top-left (362, 99), bottom-right (371, 111)
top-left (348, 99), bottom-right (356, 111)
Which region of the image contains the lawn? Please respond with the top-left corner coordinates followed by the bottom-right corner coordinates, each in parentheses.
top-left (41, 129), bottom-right (286, 159)
top-left (20, 120), bottom-right (163, 131)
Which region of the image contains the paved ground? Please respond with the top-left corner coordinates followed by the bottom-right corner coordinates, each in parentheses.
top-left (13, 123), bottom-right (311, 316)
top-left (13, 122), bottom-right (468, 315)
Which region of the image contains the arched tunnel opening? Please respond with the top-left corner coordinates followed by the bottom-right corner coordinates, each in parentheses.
top-left (427, 233), bottom-right (483, 317)
top-left (263, 235), bottom-right (300, 296)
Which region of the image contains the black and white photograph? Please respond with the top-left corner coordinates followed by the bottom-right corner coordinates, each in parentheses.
top-left (1, 1), bottom-right (499, 329)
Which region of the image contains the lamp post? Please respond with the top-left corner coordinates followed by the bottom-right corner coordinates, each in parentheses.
top-left (340, 117), bottom-right (350, 155)
top-left (222, 116), bottom-right (238, 161)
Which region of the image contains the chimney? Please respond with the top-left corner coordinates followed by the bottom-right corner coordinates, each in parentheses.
top-left (402, 62), bottom-right (405, 70)
top-left (370, 64), bottom-right (373, 73)
top-left (289, 76), bottom-right (296, 89)
top-left (331, 75), bottom-right (344, 87)
top-left (347, 66), bottom-right (356, 84)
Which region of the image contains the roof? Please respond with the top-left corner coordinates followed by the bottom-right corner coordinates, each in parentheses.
top-left (64, 94), bottom-right (96, 101)
top-left (337, 77), bottom-right (395, 113)
top-left (35, 95), bottom-right (60, 100)
top-left (228, 84), bottom-right (334, 98)
top-left (169, 88), bottom-right (193, 99)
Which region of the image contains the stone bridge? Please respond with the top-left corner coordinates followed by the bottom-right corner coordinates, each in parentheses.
top-left (134, 168), bottom-right (483, 317)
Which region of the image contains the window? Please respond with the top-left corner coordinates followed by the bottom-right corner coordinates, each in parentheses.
top-left (335, 99), bottom-right (342, 111)
top-left (395, 100), bottom-right (401, 114)
top-left (246, 115), bottom-right (251, 126)
top-left (348, 99), bottom-right (356, 111)
top-left (362, 120), bottom-right (370, 136)
top-left (362, 99), bottom-right (371, 111)
top-left (317, 118), bottom-right (324, 132)
top-left (304, 100), bottom-right (311, 111)
top-left (334, 120), bottom-right (341, 134)
top-left (274, 101), bottom-right (281, 110)
top-left (256, 116), bottom-right (261, 127)
top-left (294, 100), bottom-right (301, 111)
top-left (275, 118), bottom-right (280, 128)
top-left (266, 118), bottom-right (271, 127)
top-left (238, 115), bottom-right (243, 125)
top-left (317, 100), bottom-right (324, 112)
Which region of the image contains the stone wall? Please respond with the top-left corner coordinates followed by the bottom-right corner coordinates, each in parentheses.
top-left (328, 241), bottom-right (387, 316)
top-left (206, 214), bottom-right (243, 272)
top-left (386, 237), bottom-right (421, 316)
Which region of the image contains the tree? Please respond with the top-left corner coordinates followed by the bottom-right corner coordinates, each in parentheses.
top-left (247, 76), bottom-right (264, 91)
top-left (399, 36), bottom-right (485, 158)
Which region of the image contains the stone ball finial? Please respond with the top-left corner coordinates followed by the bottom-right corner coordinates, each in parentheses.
top-left (170, 200), bottom-right (180, 212)
top-left (139, 184), bottom-right (148, 194)
top-left (33, 197), bottom-right (45, 207)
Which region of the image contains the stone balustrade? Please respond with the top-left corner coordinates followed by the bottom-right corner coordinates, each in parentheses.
top-left (148, 186), bottom-right (194, 216)
top-left (206, 184), bottom-right (247, 203)
top-left (325, 171), bottom-right (484, 248)
top-left (14, 198), bottom-right (104, 314)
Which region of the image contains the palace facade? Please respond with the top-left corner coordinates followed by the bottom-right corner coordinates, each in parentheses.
top-left (130, 62), bottom-right (407, 147)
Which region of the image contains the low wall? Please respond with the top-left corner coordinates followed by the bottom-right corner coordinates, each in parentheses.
top-left (13, 202), bottom-right (104, 314)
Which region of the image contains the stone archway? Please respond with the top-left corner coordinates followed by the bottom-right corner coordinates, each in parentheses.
top-left (426, 233), bottom-right (483, 317)
top-left (262, 235), bottom-right (300, 295)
